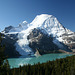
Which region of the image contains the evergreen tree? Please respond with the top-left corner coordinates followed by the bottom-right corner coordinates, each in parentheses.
top-left (0, 34), bottom-right (10, 75)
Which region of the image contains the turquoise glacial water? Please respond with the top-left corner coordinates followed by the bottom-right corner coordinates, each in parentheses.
top-left (8, 53), bottom-right (72, 68)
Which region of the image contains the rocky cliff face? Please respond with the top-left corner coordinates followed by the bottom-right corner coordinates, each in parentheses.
top-left (27, 28), bottom-right (59, 54)
top-left (2, 26), bottom-right (14, 33)
top-left (0, 33), bottom-right (20, 58)
top-left (62, 32), bottom-right (75, 52)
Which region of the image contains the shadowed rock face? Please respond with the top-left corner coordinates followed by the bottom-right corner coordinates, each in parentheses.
top-left (2, 26), bottom-right (14, 33)
top-left (27, 28), bottom-right (59, 54)
top-left (0, 33), bottom-right (20, 58)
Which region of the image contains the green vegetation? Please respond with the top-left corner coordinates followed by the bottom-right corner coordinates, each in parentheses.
top-left (0, 34), bottom-right (10, 75)
top-left (10, 56), bottom-right (75, 75)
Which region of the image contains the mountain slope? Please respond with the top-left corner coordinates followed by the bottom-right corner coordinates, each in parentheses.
top-left (0, 33), bottom-right (20, 57)
top-left (2, 14), bottom-right (75, 56)
top-left (27, 28), bottom-right (59, 54)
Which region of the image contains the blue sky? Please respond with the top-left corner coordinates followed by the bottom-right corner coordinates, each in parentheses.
top-left (0, 0), bottom-right (75, 32)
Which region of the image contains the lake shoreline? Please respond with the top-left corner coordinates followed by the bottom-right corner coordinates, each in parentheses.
top-left (8, 53), bottom-right (73, 68)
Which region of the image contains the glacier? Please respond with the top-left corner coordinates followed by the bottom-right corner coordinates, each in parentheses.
top-left (2, 14), bottom-right (74, 56)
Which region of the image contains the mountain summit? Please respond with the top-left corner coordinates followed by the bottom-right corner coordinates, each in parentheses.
top-left (31, 14), bottom-right (73, 37)
top-left (1, 14), bottom-right (75, 57)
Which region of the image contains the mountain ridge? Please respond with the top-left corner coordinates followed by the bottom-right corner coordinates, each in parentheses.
top-left (1, 14), bottom-right (75, 57)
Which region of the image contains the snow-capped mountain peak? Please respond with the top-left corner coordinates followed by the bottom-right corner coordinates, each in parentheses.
top-left (30, 14), bottom-right (72, 37)
top-left (2, 14), bottom-right (75, 56)
top-left (3, 14), bottom-right (72, 37)
top-left (30, 14), bottom-right (52, 26)
top-left (19, 21), bottom-right (28, 27)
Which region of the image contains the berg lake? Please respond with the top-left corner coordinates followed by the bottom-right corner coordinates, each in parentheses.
top-left (8, 53), bottom-right (72, 68)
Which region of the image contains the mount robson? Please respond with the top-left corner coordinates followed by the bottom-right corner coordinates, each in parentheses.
top-left (1, 14), bottom-right (75, 58)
